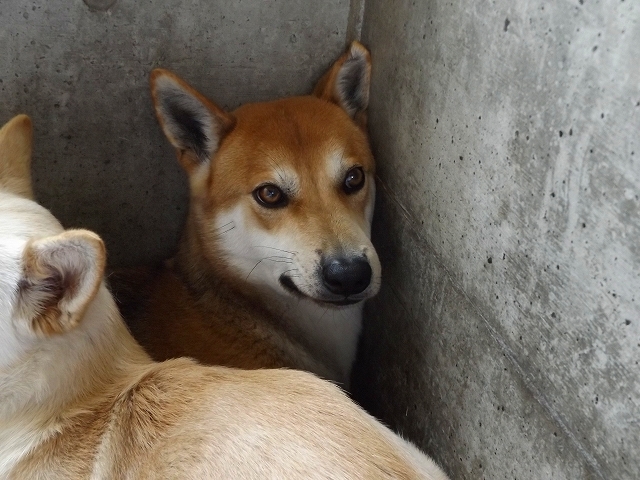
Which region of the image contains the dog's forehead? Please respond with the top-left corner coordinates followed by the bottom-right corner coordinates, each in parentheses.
top-left (231, 97), bottom-right (370, 156)
top-left (225, 97), bottom-right (373, 182)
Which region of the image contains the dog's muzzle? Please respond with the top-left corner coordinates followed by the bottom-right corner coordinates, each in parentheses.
top-left (279, 255), bottom-right (372, 306)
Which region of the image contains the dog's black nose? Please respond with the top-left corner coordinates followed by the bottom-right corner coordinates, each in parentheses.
top-left (322, 257), bottom-right (372, 296)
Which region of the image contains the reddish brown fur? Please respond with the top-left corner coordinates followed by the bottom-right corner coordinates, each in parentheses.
top-left (207, 96), bottom-right (374, 227)
top-left (114, 42), bottom-right (380, 383)
top-left (114, 266), bottom-right (312, 371)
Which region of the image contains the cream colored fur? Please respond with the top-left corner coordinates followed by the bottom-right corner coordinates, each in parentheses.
top-left (0, 114), bottom-right (449, 479)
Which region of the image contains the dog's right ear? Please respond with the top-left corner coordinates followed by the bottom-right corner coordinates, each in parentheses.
top-left (150, 69), bottom-right (236, 173)
top-left (16, 230), bottom-right (106, 337)
top-left (0, 114), bottom-right (34, 199)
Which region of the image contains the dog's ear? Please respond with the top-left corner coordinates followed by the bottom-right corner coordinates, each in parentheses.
top-left (0, 114), bottom-right (34, 199)
top-left (150, 69), bottom-right (236, 172)
top-left (16, 230), bottom-right (106, 336)
top-left (313, 41), bottom-right (371, 128)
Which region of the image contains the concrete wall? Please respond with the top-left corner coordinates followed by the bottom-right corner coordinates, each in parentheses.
top-left (0, 0), bottom-right (352, 265)
top-left (3, 0), bottom-right (639, 478)
top-left (353, 0), bottom-right (639, 478)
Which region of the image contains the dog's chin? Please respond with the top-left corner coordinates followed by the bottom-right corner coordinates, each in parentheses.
top-left (279, 275), bottom-right (364, 307)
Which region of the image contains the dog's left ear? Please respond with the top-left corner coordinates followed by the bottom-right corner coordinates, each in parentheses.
top-left (313, 41), bottom-right (371, 128)
top-left (16, 230), bottom-right (106, 336)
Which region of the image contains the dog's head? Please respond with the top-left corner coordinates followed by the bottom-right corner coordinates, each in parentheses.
top-left (150, 42), bottom-right (381, 307)
top-left (0, 115), bottom-right (105, 369)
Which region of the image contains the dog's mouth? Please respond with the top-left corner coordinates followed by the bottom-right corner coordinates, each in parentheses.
top-left (279, 275), bottom-right (362, 306)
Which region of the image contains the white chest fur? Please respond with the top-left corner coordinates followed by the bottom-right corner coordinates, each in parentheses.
top-left (266, 290), bottom-right (364, 386)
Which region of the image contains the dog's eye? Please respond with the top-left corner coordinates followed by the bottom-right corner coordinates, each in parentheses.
top-left (254, 184), bottom-right (287, 208)
top-left (343, 166), bottom-right (365, 194)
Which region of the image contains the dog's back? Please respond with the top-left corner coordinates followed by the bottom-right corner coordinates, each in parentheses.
top-left (12, 361), bottom-right (445, 479)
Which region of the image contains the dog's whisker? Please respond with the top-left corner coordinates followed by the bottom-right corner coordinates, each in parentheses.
top-left (319, 306), bottom-right (330, 322)
top-left (252, 245), bottom-right (298, 256)
top-left (246, 258), bottom-right (268, 282)
top-left (212, 225), bottom-right (236, 238)
top-left (213, 221), bottom-right (234, 232)
top-left (263, 255), bottom-right (294, 261)
top-left (281, 268), bottom-right (300, 276)
top-left (266, 158), bottom-right (291, 187)
top-left (246, 255), bottom-right (292, 281)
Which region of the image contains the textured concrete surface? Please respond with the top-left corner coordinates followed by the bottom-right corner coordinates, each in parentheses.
top-left (353, 0), bottom-right (639, 478)
top-left (0, 0), bottom-right (350, 265)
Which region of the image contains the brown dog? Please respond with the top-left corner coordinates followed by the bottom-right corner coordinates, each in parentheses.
top-left (0, 114), bottom-right (449, 479)
top-left (115, 42), bottom-right (381, 386)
